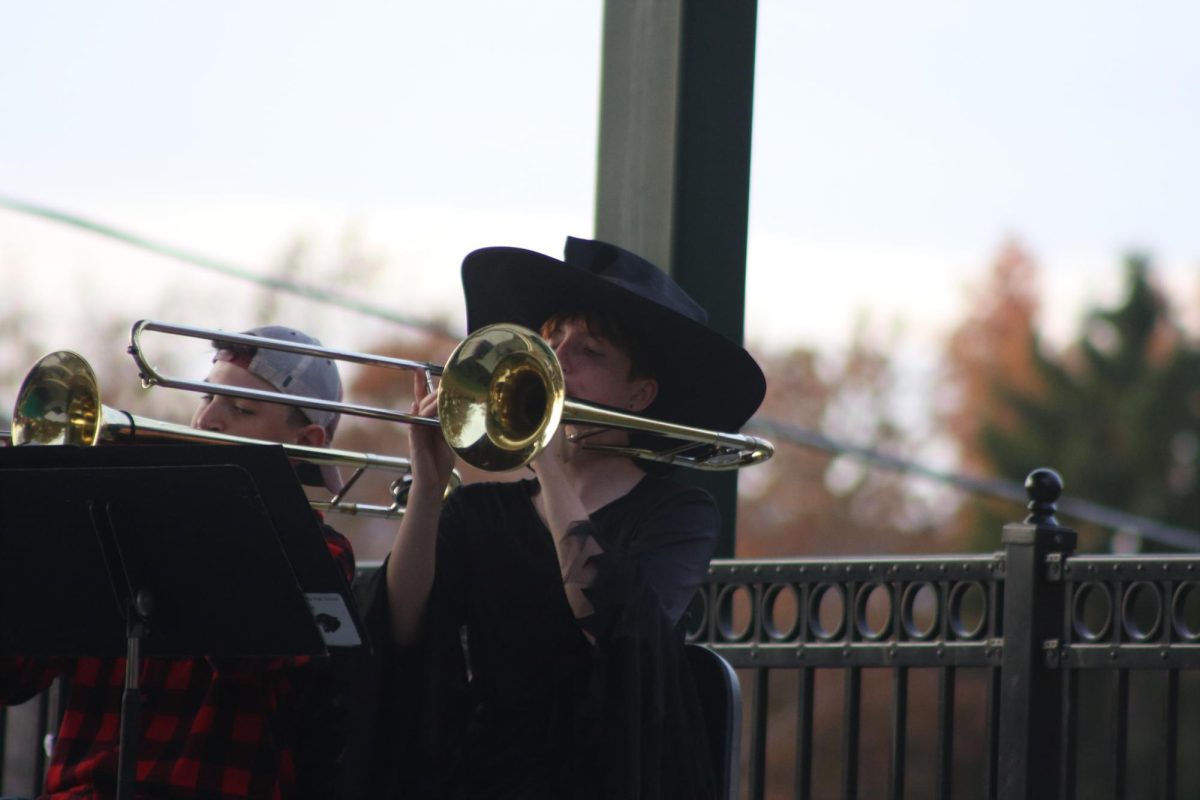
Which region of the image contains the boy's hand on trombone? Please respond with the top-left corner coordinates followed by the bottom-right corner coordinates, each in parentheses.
top-left (407, 370), bottom-right (455, 496)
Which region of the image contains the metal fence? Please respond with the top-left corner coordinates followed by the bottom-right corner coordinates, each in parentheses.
top-left (682, 469), bottom-right (1200, 799)
top-left (5, 468), bottom-right (1200, 799)
top-left (685, 552), bottom-right (1002, 799)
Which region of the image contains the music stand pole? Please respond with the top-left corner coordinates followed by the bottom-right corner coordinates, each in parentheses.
top-left (117, 588), bottom-right (153, 800)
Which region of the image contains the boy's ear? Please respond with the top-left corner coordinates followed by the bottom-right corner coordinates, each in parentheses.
top-left (628, 378), bottom-right (658, 413)
top-left (296, 423), bottom-right (328, 448)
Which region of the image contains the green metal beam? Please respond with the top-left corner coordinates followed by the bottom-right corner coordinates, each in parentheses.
top-left (595, 0), bottom-right (758, 556)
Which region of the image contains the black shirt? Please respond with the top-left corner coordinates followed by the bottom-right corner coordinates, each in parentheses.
top-left (354, 475), bottom-right (720, 799)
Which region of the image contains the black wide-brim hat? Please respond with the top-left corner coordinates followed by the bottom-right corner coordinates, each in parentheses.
top-left (461, 236), bottom-right (766, 433)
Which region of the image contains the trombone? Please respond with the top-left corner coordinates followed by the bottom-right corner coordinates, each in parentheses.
top-left (9, 350), bottom-right (448, 520)
top-left (129, 319), bottom-right (774, 472)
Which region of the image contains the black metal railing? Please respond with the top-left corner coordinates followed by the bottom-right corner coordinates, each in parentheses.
top-left (683, 552), bottom-right (1004, 799)
top-left (5, 468), bottom-right (1200, 799)
top-left (678, 469), bottom-right (1200, 799)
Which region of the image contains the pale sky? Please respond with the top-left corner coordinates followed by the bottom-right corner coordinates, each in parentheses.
top-left (2, 0), bottom-right (1198, 372)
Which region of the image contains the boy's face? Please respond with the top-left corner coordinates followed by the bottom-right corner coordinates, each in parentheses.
top-left (190, 360), bottom-right (320, 446)
top-left (543, 317), bottom-right (657, 414)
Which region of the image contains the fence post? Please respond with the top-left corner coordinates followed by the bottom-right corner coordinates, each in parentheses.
top-left (997, 468), bottom-right (1077, 800)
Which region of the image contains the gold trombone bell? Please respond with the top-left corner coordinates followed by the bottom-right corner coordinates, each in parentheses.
top-left (12, 351), bottom-right (103, 447)
top-left (437, 325), bottom-right (565, 471)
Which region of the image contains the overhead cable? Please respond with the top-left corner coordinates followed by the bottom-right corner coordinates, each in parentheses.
top-left (0, 194), bottom-right (460, 341)
top-left (750, 416), bottom-right (1200, 551)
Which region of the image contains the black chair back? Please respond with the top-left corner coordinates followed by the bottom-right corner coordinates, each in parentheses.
top-left (685, 644), bottom-right (742, 800)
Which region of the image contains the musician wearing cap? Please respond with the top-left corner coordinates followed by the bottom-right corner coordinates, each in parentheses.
top-left (0, 325), bottom-right (355, 799)
top-left (355, 237), bottom-right (766, 798)
top-left (196, 325), bottom-right (348, 498)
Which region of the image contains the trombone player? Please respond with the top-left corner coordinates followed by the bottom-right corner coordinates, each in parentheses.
top-left (0, 324), bottom-right (356, 800)
top-left (354, 237), bottom-right (767, 799)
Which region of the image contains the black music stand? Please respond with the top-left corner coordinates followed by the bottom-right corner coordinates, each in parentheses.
top-left (0, 445), bottom-right (364, 800)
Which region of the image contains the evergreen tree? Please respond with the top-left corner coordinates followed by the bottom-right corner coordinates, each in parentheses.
top-left (978, 254), bottom-right (1200, 550)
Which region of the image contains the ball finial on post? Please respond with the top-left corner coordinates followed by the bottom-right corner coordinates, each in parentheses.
top-left (1024, 468), bottom-right (1063, 526)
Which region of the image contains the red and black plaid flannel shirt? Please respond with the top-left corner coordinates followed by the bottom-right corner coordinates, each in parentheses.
top-left (0, 523), bottom-right (355, 800)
